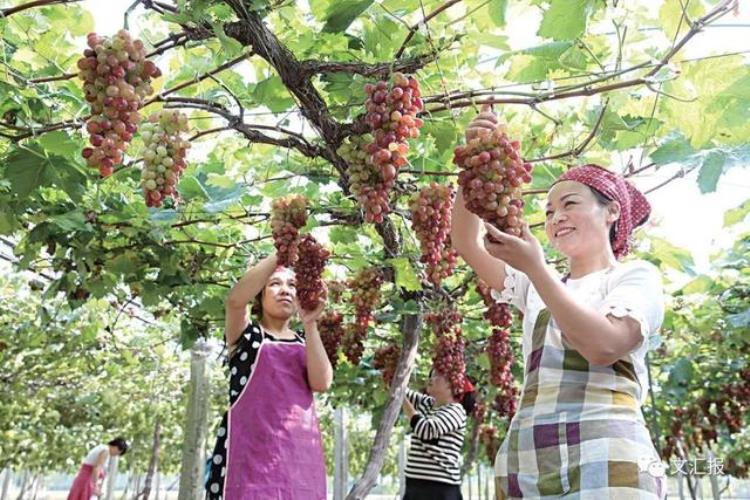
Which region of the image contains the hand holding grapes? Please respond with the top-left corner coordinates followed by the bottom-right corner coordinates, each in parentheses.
top-left (298, 284), bottom-right (327, 327)
top-left (483, 222), bottom-right (545, 276)
top-left (465, 104), bottom-right (498, 141)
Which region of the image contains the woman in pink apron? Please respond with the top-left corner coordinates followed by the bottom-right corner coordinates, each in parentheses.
top-left (67, 437), bottom-right (128, 500)
top-left (206, 252), bottom-right (333, 500)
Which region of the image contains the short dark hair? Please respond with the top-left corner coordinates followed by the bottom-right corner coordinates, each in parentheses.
top-left (460, 390), bottom-right (476, 416)
top-left (108, 437), bottom-right (129, 456)
top-left (251, 289), bottom-right (264, 319)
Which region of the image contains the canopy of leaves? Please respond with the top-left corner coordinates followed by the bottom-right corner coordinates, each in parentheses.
top-left (0, 0), bottom-right (747, 481)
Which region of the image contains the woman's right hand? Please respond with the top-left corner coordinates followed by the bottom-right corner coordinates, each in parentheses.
top-left (465, 104), bottom-right (498, 141)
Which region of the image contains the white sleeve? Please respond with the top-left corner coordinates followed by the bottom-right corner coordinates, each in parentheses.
top-left (490, 263), bottom-right (531, 314)
top-left (600, 260), bottom-right (665, 352)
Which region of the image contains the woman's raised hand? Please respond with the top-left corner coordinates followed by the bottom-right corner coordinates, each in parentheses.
top-left (465, 104), bottom-right (498, 141)
top-left (483, 222), bottom-right (545, 276)
top-left (298, 283), bottom-right (327, 326)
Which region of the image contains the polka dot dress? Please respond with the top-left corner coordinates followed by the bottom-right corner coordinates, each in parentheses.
top-left (205, 321), bottom-right (304, 499)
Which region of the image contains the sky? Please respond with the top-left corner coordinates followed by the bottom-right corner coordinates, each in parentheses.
top-left (72, 1), bottom-right (750, 275)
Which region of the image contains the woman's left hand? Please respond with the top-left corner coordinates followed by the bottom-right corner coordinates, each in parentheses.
top-left (483, 222), bottom-right (545, 276)
top-left (298, 286), bottom-right (327, 326)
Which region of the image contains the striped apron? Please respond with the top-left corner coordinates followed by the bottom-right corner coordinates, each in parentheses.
top-left (495, 309), bottom-right (666, 499)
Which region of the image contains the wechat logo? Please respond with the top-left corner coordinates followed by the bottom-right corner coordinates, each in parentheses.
top-left (638, 456), bottom-right (667, 478)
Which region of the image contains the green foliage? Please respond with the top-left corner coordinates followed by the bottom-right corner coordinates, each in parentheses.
top-left (0, 0), bottom-right (747, 480)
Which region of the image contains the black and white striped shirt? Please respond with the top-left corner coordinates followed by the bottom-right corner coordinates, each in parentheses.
top-left (404, 389), bottom-right (467, 485)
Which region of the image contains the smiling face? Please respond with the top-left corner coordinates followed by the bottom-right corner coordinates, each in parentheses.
top-left (260, 267), bottom-right (298, 320)
top-left (545, 181), bottom-right (620, 260)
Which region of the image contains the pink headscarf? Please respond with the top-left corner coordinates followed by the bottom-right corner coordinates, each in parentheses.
top-left (555, 164), bottom-right (651, 259)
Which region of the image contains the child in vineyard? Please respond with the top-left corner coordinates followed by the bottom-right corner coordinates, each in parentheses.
top-left (204, 252), bottom-right (332, 500)
top-left (67, 437), bottom-right (128, 500)
top-left (452, 106), bottom-right (666, 499)
top-left (401, 370), bottom-right (476, 500)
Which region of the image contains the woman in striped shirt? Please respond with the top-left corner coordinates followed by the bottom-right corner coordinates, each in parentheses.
top-left (402, 370), bottom-right (476, 500)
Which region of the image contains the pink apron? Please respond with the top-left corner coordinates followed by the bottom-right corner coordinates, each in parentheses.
top-left (223, 337), bottom-right (326, 499)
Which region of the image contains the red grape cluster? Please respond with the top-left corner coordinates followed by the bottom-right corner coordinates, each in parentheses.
top-left (425, 307), bottom-right (462, 337)
top-left (472, 400), bottom-right (487, 423)
top-left (338, 135), bottom-right (391, 224)
top-left (348, 73), bottom-right (424, 223)
top-left (327, 280), bottom-right (346, 305)
top-left (373, 343), bottom-right (401, 386)
top-left (294, 234), bottom-right (330, 311)
top-left (479, 424), bottom-right (501, 461)
top-left (476, 279), bottom-right (513, 328)
top-left (342, 268), bottom-right (383, 365)
top-left (454, 125), bottom-right (533, 236)
top-left (78, 30), bottom-right (161, 177)
top-left (433, 333), bottom-right (466, 397)
top-left (342, 322), bottom-right (367, 366)
top-left (409, 183), bottom-right (459, 285)
top-left (490, 334), bottom-right (519, 419)
top-left (427, 305), bottom-right (467, 397)
top-left (270, 194), bottom-right (307, 266)
top-left (662, 368), bottom-right (750, 471)
top-left (476, 279), bottom-right (518, 418)
top-left (318, 310), bottom-right (344, 368)
top-left (139, 111), bottom-right (190, 207)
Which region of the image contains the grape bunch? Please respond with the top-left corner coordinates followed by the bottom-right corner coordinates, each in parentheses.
top-left (326, 280), bottom-right (346, 305)
top-left (349, 268), bottom-right (384, 318)
top-left (293, 235), bottom-right (330, 311)
top-left (342, 321), bottom-right (367, 366)
top-left (78, 30), bottom-right (161, 177)
top-left (662, 368), bottom-right (750, 467)
top-left (427, 304), bottom-right (466, 397)
top-left (373, 343), bottom-right (401, 386)
top-left (472, 400), bottom-right (487, 423)
top-left (318, 310), bottom-right (344, 368)
top-left (454, 125), bottom-right (533, 236)
top-left (342, 268), bottom-right (383, 365)
top-left (433, 333), bottom-right (467, 397)
top-left (270, 194), bottom-right (307, 266)
top-left (489, 332), bottom-right (519, 419)
top-left (338, 135), bottom-right (391, 224)
top-left (476, 279), bottom-right (518, 417)
top-left (479, 424), bottom-right (501, 461)
top-left (347, 72), bottom-right (424, 222)
top-left (139, 110), bottom-right (190, 207)
top-left (425, 307), bottom-right (462, 337)
top-left (486, 329), bottom-right (514, 387)
top-left (409, 183), bottom-right (459, 285)
top-left (476, 279), bottom-right (513, 328)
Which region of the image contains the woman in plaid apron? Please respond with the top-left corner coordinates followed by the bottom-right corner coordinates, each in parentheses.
top-left (451, 107), bottom-right (666, 499)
